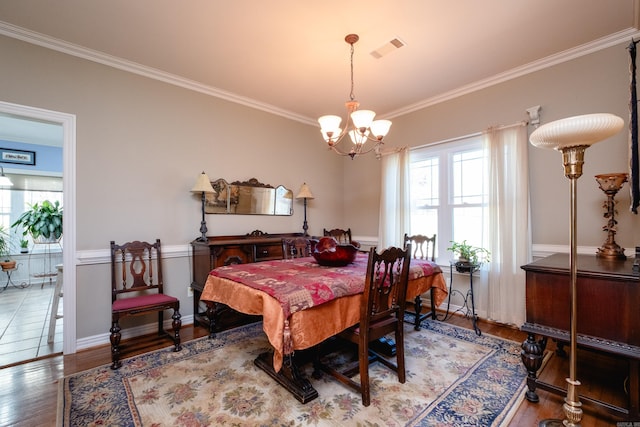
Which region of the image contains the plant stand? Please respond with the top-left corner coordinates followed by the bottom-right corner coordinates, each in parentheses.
top-left (0, 265), bottom-right (27, 291)
top-left (28, 239), bottom-right (62, 288)
top-left (438, 261), bottom-right (482, 336)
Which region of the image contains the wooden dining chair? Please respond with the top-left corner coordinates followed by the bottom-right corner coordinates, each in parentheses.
top-left (323, 228), bottom-right (361, 248)
top-left (319, 245), bottom-right (411, 406)
top-left (404, 233), bottom-right (437, 330)
top-left (282, 237), bottom-right (313, 259)
top-left (110, 239), bottom-right (182, 369)
top-left (323, 228), bottom-right (352, 244)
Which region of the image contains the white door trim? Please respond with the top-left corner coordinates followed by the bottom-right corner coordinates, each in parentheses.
top-left (0, 100), bottom-right (77, 354)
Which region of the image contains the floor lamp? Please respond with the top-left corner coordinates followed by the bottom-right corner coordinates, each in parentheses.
top-left (295, 183), bottom-right (314, 236)
top-left (529, 113), bottom-right (624, 426)
top-left (191, 171), bottom-right (215, 242)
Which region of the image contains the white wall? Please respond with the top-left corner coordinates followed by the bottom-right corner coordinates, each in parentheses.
top-left (0, 35), bottom-right (344, 340)
top-left (345, 42), bottom-right (640, 253)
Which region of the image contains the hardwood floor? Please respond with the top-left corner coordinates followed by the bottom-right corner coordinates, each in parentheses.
top-left (1, 312), bottom-right (631, 426)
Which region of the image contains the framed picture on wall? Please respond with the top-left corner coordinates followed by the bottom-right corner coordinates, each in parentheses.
top-left (0, 148), bottom-right (36, 165)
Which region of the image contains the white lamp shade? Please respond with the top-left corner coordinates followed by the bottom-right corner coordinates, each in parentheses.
top-left (370, 119), bottom-right (392, 138)
top-left (349, 129), bottom-right (369, 145)
top-left (350, 109), bottom-right (375, 129)
top-left (296, 183), bottom-right (314, 199)
top-left (530, 113), bottom-right (624, 150)
top-left (318, 115), bottom-right (342, 133)
top-left (191, 172), bottom-right (215, 193)
top-left (0, 166), bottom-right (12, 187)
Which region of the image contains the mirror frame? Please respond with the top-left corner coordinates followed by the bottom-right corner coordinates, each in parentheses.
top-left (205, 177), bottom-right (293, 215)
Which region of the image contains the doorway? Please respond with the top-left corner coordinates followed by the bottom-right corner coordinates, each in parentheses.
top-left (0, 101), bottom-right (76, 363)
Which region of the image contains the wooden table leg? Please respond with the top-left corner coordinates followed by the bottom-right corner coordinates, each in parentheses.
top-left (254, 351), bottom-right (319, 403)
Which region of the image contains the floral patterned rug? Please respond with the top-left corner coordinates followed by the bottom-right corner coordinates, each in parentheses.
top-left (58, 319), bottom-right (528, 426)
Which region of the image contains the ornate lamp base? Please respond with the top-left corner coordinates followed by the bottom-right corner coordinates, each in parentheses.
top-left (595, 173), bottom-right (628, 260)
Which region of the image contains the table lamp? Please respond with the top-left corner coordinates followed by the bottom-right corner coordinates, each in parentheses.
top-left (529, 113), bottom-right (624, 426)
top-left (191, 172), bottom-right (215, 242)
top-left (295, 183), bottom-right (314, 236)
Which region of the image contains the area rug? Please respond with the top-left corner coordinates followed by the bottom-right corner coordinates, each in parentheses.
top-left (58, 319), bottom-right (528, 426)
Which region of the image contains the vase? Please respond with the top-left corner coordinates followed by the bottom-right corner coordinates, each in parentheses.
top-left (594, 172), bottom-right (628, 260)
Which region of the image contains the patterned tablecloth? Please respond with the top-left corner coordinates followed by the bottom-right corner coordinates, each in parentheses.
top-left (202, 252), bottom-right (447, 371)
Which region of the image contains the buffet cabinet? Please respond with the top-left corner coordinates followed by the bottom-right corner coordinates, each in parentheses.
top-left (190, 230), bottom-right (302, 330)
top-left (520, 253), bottom-right (640, 419)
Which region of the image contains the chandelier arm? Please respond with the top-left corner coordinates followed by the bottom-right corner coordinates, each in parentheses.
top-left (329, 140), bottom-right (384, 157)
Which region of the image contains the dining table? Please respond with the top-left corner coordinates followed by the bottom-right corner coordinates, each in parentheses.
top-left (200, 251), bottom-right (447, 403)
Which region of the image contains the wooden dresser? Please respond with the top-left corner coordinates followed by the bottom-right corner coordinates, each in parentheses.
top-left (520, 253), bottom-right (640, 418)
top-left (190, 230), bottom-right (302, 330)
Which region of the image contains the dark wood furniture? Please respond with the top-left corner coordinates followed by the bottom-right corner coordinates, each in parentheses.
top-left (318, 246), bottom-right (410, 407)
top-left (190, 230), bottom-right (302, 331)
top-left (404, 233), bottom-right (437, 329)
top-left (199, 252), bottom-right (446, 403)
top-left (110, 239), bottom-right (182, 369)
top-left (282, 237), bottom-right (314, 259)
top-left (323, 228), bottom-right (353, 245)
top-left (520, 253), bottom-right (640, 419)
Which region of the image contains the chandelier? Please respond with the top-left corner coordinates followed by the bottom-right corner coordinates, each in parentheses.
top-left (318, 34), bottom-right (392, 159)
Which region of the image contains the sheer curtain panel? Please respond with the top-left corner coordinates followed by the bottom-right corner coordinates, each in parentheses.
top-left (378, 148), bottom-right (410, 249)
top-left (484, 124), bottom-right (531, 326)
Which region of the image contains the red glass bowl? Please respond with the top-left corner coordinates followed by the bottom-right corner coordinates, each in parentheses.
top-left (312, 237), bottom-right (359, 267)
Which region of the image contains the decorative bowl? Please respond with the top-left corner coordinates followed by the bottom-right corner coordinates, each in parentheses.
top-left (312, 237), bottom-right (358, 267)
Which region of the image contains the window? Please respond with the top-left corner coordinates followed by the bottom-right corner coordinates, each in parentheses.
top-left (409, 135), bottom-right (487, 263)
top-left (0, 174), bottom-right (63, 252)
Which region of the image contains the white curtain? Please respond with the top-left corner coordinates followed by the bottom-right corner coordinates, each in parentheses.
top-left (378, 147), bottom-right (410, 250)
top-left (484, 124), bottom-right (531, 327)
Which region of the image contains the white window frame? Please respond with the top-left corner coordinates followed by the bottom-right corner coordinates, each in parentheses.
top-left (410, 134), bottom-right (487, 264)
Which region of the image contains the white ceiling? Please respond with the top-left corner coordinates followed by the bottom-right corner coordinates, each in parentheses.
top-left (0, 0), bottom-right (639, 143)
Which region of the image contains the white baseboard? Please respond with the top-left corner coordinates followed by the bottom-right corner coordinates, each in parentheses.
top-left (76, 314), bottom-right (195, 351)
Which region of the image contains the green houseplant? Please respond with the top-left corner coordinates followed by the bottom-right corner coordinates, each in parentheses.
top-left (12, 200), bottom-right (63, 243)
top-left (0, 225), bottom-right (16, 270)
top-left (19, 239), bottom-right (29, 253)
top-left (447, 240), bottom-right (490, 271)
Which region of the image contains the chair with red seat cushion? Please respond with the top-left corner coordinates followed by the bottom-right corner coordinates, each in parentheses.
top-left (110, 239), bottom-right (182, 369)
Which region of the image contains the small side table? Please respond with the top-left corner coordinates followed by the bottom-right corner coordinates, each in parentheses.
top-left (1, 265), bottom-right (27, 291)
top-left (439, 261), bottom-right (482, 336)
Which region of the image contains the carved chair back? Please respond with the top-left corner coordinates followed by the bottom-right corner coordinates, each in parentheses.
top-left (282, 237), bottom-right (313, 259)
top-left (323, 228), bottom-right (353, 245)
top-left (403, 233), bottom-right (436, 261)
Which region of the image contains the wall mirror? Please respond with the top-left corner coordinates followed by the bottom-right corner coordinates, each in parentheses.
top-left (205, 178), bottom-right (293, 215)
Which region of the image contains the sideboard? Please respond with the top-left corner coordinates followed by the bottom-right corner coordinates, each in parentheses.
top-left (520, 253), bottom-right (640, 419)
top-left (190, 230), bottom-right (302, 330)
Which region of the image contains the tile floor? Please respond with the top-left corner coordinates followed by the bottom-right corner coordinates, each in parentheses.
top-left (0, 275), bottom-right (62, 368)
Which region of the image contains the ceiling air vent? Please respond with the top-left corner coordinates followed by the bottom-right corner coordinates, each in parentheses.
top-left (370, 37), bottom-right (406, 59)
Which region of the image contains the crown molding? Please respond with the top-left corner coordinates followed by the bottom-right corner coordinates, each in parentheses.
top-left (386, 28), bottom-right (640, 118)
top-left (2, 21), bottom-right (639, 125)
top-left (0, 21), bottom-right (316, 126)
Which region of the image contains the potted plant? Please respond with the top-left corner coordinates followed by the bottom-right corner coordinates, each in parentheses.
top-left (19, 239), bottom-right (29, 253)
top-left (447, 240), bottom-right (490, 272)
top-left (12, 200), bottom-right (63, 243)
top-left (0, 225), bottom-right (16, 271)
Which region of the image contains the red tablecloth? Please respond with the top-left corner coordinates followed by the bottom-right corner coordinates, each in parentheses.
top-left (201, 253), bottom-right (447, 371)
